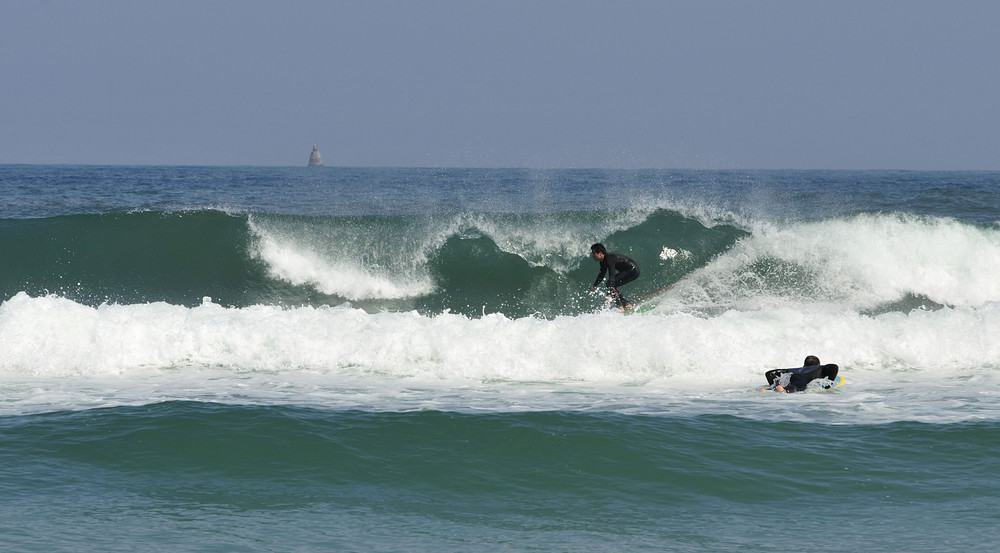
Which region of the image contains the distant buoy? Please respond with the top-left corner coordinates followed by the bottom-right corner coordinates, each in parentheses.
top-left (308, 144), bottom-right (323, 167)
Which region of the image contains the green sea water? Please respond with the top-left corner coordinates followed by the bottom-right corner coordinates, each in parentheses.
top-left (2, 402), bottom-right (997, 552)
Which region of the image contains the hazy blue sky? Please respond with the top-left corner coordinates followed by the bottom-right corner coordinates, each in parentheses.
top-left (2, 0), bottom-right (998, 169)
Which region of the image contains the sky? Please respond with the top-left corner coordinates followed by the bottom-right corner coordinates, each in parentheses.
top-left (2, 0), bottom-right (998, 169)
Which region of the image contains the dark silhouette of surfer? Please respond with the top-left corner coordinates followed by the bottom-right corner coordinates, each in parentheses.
top-left (588, 243), bottom-right (640, 312)
top-left (759, 355), bottom-right (839, 393)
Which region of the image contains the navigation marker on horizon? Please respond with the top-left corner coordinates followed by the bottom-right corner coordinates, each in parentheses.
top-left (308, 144), bottom-right (323, 167)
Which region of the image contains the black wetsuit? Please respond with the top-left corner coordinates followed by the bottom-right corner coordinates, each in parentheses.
top-left (765, 364), bottom-right (839, 392)
top-left (593, 252), bottom-right (640, 308)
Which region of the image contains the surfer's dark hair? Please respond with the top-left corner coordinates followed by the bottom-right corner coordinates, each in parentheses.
top-left (591, 243), bottom-right (607, 255)
top-left (804, 355), bottom-right (820, 366)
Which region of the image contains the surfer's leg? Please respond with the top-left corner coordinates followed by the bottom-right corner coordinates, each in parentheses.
top-left (608, 268), bottom-right (639, 310)
top-left (607, 286), bottom-right (627, 309)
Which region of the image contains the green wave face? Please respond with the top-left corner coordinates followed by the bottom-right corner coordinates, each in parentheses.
top-left (1, 209), bottom-right (747, 317)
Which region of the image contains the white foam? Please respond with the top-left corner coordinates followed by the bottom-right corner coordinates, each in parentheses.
top-left (248, 216), bottom-right (436, 300)
top-left (667, 213), bottom-right (1000, 312)
top-left (2, 292), bottom-right (998, 423)
top-left (659, 246), bottom-right (692, 260)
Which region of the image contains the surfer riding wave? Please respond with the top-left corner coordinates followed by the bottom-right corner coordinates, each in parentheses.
top-left (588, 243), bottom-right (640, 312)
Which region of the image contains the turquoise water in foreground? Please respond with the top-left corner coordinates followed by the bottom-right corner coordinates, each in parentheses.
top-left (3, 403), bottom-right (998, 552)
top-left (2, 166), bottom-right (999, 551)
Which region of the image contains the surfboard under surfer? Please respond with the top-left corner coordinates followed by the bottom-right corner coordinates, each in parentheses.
top-left (588, 243), bottom-right (640, 313)
top-left (759, 355), bottom-right (839, 393)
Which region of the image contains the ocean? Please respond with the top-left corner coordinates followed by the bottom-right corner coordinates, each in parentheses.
top-left (1, 165), bottom-right (998, 552)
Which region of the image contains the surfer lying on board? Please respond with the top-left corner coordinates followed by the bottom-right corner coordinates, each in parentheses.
top-left (588, 243), bottom-right (640, 312)
top-left (759, 356), bottom-right (839, 393)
